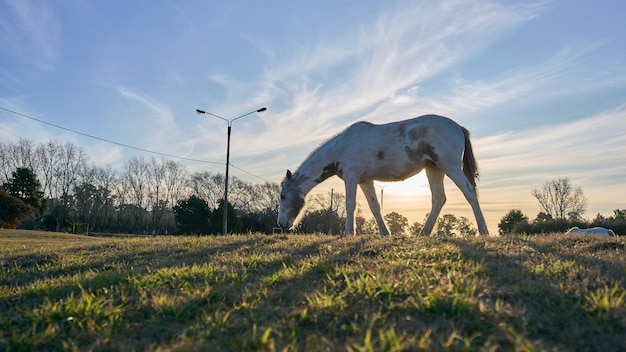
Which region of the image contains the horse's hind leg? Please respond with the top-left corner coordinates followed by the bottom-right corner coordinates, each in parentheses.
top-left (446, 169), bottom-right (489, 235)
top-left (421, 165), bottom-right (446, 236)
top-left (360, 181), bottom-right (389, 236)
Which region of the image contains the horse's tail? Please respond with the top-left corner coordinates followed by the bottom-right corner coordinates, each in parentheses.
top-left (462, 127), bottom-right (479, 187)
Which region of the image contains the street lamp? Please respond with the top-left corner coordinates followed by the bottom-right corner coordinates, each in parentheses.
top-left (196, 107), bottom-right (267, 234)
top-left (375, 183), bottom-right (388, 211)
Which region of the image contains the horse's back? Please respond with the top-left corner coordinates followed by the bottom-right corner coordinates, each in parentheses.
top-left (336, 115), bottom-right (467, 182)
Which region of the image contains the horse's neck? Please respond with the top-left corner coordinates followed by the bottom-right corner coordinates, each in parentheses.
top-left (294, 143), bottom-right (337, 194)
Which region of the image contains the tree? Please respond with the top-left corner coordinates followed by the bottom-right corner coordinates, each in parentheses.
top-left (121, 157), bottom-right (149, 232)
top-left (211, 200), bottom-right (242, 234)
top-left (384, 212), bottom-right (408, 235)
top-left (435, 214), bottom-right (457, 236)
top-left (356, 217), bottom-right (378, 235)
top-left (299, 209), bottom-right (344, 234)
top-left (531, 178), bottom-right (586, 220)
top-left (163, 159), bottom-right (187, 210)
top-left (41, 193), bottom-right (74, 232)
top-left (173, 195), bottom-right (211, 235)
top-left (534, 212), bottom-right (552, 222)
top-left (35, 140), bottom-right (61, 198)
top-left (430, 214), bottom-right (478, 237)
top-left (498, 209), bottom-right (529, 235)
top-left (73, 182), bottom-right (99, 229)
top-left (457, 216), bottom-right (477, 237)
top-left (3, 167), bottom-right (47, 213)
top-left (240, 182), bottom-right (281, 234)
top-left (72, 164), bottom-right (120, 233)
top-left (296, 190), bottom-right (346, 235)
top-left (247, 182), bottom-right (281, 215)
top-left (54, 142), bottom-right (87, 199)
top-left (0, 186), bottom-right (36, 228)
top-left (408, 221), bottom-right (423, 236)
top-left (187, 172), bottom-right (226, 209)
top-left (0, 139), bottom-right (38, 185)
top-left (147, 157), bottom-right (169, 233)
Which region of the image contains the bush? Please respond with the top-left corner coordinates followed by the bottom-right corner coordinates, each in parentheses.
top-left (498, 209), bottom-right (529, 235)
top-left (514, 218), bottom-right (588, 235)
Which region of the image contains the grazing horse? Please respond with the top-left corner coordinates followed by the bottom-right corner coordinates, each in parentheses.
top-left (277, 114), bottom-right (489, 236)
top-left (566, 227), bottom-right (615, 237)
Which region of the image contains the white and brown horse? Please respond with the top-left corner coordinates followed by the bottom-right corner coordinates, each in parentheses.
top-left (277, 115), bottom-right (489, 236)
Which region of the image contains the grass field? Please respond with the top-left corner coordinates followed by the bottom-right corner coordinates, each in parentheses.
top-left (1, 229), bottom-right (625, 351)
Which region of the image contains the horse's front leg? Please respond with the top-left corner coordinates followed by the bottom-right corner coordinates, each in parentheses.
top-left (360, 181), bottom-right (389, 236)
top-left (343, 179), bottom-right (358, 236)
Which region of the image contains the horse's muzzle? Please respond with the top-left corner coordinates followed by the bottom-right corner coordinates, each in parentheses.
top-left (277, 217), bottom-right (291, 230)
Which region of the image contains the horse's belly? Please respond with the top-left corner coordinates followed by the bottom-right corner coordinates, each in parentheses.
top-left (360, 159), bottom-right (427, 182)
top-left (347, 138), bottom-right (432, 182)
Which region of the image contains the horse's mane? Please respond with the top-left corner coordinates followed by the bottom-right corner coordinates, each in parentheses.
top-left (298, 122), bottom-right (369, 171)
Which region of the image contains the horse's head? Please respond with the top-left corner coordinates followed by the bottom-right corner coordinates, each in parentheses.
top-left (277, 170), bottom-right (305, 230)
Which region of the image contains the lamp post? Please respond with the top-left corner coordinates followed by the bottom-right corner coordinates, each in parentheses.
top-left (196, 107), bottom-right (267, 234)
top-left (375, 183), bottom-right (388, 211)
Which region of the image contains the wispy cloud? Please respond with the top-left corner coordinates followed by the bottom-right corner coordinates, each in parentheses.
top-left (114, 88), bottom-right (202, 162)
top-left (219, 1), bottom-right (544, 169)
top-left (476, 104), bottom-right (626, 220)
top-left (117, 87), bottom-right (176, 131)
top-left (0, 0), bottom-right (61, 71)
top-left (374, 40), bottom-right (625, 123)
top-left (478, 105), bottom-right (626, 181)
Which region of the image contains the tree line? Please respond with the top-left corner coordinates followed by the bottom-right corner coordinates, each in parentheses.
top-left (499, 178), bottom-right (624, 235)
top-left (0, 139), bottom-right (281, 234)
top-left (2, 139), bottom-right (622, 236)
top-left (0, 139), bottom-right (485, 236)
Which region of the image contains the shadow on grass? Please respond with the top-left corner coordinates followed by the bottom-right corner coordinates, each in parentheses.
top-left (1, 234), bottom-right (354, 350)
top-left (5, 233), bottom-right (624, 351)
top-left (449, 235), bottom-right (626, 351)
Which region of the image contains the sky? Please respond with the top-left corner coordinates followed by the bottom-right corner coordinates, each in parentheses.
top-left (1, 0), bottom-right (625, 233)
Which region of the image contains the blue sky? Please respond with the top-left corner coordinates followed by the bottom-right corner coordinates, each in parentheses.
top-left (1, 0), bottom-right (625, 232)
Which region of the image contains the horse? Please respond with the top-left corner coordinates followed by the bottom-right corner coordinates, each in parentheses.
top-left (277, 114), bottom-right (489, 236)
top-left (566, 227), bottom-right (615, 237)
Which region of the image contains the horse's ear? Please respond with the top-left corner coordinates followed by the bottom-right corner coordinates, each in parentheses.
top-left (286, 170), bottom-right (293, 181)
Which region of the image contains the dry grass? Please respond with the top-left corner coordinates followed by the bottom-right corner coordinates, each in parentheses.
top-left (1, 229), bottom-right (624, 351)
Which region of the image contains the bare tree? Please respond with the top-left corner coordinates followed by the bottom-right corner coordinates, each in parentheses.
top-left (121, 157), bottom-right (150, 232)
top-left (93, 165), bottom-right (118, 231)
top-left (36, 140), bottom-right (61, 198)
top-left (148, 157), bottom-right (167, 232)
top-left (187, 171), bottom-right (225, 209)
top-left (55, 142), bottom-right (88, 198)
top-left (248, 182), bottom-right (280, 214)
top-left (309, 190), bottom-right (346, 217)
top-left (227, 177), bottom-right (255, 213)
top-left (163, 159), bottom-right (187, 208)
top-left (73, 164), bottom-right (118, 232)
top-left (34, 140), bottom-right (88, 200)
top-left (0, 139), bottom-right (38, 184)
top-left (531, 178), bottom-right (587, 220)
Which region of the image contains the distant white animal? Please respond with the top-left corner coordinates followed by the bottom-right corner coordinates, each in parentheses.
top-left (277, 114), bottom-right (489, 236)
top-left (566, 227), bottom-right (615, 237)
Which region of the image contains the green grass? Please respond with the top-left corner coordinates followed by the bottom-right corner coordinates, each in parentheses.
top-left (1, 229), bottom-right (625, 351)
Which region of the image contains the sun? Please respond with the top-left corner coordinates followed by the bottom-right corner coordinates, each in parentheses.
top-left (377, 173), bottom-right (430, 197)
